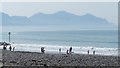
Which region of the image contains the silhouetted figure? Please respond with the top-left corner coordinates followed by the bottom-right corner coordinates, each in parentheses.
top-left (69, 47), bottom-right (72, 54)
top-left (87, 50), bottom-right (89, 54)
top-left (3, 45), bottom-right (6, 50)
top-left (9, 46), bottom-right (12, 51)
top-left (66, 50), bottom-right (69, 54)
top-left (41, 47), bottom-right (45, 54)
top-left (93, 50), bottom-right (95, 55)
top-left (3, 42), bottom-right (6, 50)
top-left (13, 47), bottom-right (15, 51)
top-left (59, 48), bottom-right (61, 53)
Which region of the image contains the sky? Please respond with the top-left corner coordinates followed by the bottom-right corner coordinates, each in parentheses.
top-left (0, 3), bottom-right (2, 33)
top-left (0, 0), bottom-right (119, 2)
top-left (0, 2), bottom-right (118, 25)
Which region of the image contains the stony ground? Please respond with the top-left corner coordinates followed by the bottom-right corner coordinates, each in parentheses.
top-left (2, 50), bottom-right (119, 66)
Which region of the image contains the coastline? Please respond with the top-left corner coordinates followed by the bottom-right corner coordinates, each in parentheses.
top-left (2, 43), bottom-right (118, 56)
top-left (2, 50), bottom-right (118, 66)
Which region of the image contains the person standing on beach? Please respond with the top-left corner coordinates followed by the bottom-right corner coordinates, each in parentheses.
top-left (66, 50), bottom-right (69, 54)
top-left (87, 50), bottom-right (89, 54)
top-left (93, 50), bottom-right (95, 55)
top-left (9, 45), bottom-right (12, 51)
top-left (41, 47), bottom-right (45, 54)
top-left (13, 47), bottom-right (15, 51)
top-left (3, 42), bottom-right (7, 50)
top-left (69, 47), bottom-right (72, 54)
top-left (59, 48), bottom-right (61, 53)
top-left (41, 47), bottom-right (43, 53)
top-left (3, 45), bottom-right (6, 50)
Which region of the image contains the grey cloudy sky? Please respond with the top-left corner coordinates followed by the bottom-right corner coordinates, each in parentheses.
top-left (1, 2), bottom-right (118, 25)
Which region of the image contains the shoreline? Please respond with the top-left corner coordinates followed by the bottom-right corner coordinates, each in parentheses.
top-left (8, 50), bottom-right (118, 57)
top-left (2, 50), bottom-right (118, 66)
top-left (0, 43), bottom-right (118, 56)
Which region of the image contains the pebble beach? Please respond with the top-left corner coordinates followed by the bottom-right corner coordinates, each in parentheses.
top-left (2, 50), bottom-right (119, 67)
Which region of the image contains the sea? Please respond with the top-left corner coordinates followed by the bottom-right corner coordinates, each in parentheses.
top-left (0, 30), bottom-right (118, 56)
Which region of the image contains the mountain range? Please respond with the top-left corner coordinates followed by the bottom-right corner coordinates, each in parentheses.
top-left (0, 11), bottom-right (115, 27)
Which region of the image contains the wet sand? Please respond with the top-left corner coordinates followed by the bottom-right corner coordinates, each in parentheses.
top-left (2, 50), bottom-right (118, 66)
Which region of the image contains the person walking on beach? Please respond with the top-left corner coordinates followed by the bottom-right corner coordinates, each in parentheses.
top-left (69, 47), bottom-right (72, 54)
top-left (59, 48), bottom-right (61, 53)
top-left (93, 50), bottom-right (95, 55)
top-left (9, 45), bottom-right (12, 51)
top-left (87, 50), bottom-right (89, 54)
top-left (3, 45), bottom-right (6, 50)
top-left (66, 50), bottom-right (69, 54)
top-left (41, 47), bottom-right (43, 53)
top-left (3, 42), bottom-right (7, 50)
top-left (13, 47), bottom-right (15, 51)
top-left (41, 47), bottom-right (45, 54)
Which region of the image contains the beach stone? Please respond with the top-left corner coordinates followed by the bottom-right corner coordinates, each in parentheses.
top-left (2, 50), bottom-right (119, 66)
top-left (31, 60), bottom-right (36, 62)
top-left (9, 61), bottom-right (16, 63)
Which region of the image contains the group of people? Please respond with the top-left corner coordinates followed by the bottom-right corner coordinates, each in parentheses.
top-left (3, 45), bottom-right (15, 51)
top-left (3, 45), bottom-right (96, 55)
top-left (60, 47), bottom-right (96, 55)
top-left (87, 50), bottom-right (96, 55)
top-left (40, 47), bottom-right (96, 55)
top-left (40, 47), bottom-right (73, 54)
top-left (59, 47), bottom-right (73, 54)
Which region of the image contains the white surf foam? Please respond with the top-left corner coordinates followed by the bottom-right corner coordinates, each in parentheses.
top-left (0, 43), bottom-right (118, 56)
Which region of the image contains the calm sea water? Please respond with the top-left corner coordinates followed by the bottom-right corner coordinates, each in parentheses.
top-left (1, 30), bottom-right (118, 55)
